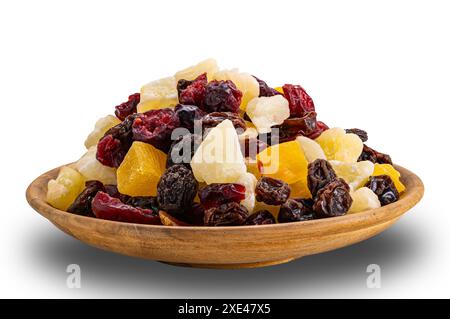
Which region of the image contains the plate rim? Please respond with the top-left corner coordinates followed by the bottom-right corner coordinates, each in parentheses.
top-left (26, 164), bottom-right (424, 234)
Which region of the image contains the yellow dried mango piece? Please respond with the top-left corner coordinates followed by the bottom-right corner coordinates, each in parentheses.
top-left (117, 142), bottom-right (167, 196)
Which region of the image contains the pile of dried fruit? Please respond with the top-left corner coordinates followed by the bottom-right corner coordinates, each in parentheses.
top-left (47, 59), bottom-right (406, 226)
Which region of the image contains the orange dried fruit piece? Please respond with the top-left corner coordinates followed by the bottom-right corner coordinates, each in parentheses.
top-left (373, 164), bottom-right (406, 193)
top-left (289, 178), bottom-right (312, 199)
top-left (117, 141), bottom-right (167, 196)
top-left (257, 140), bottom-right (308, 185)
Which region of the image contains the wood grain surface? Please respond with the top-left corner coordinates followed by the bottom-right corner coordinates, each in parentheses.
top-left (26, 165), bottom-right (424, 269)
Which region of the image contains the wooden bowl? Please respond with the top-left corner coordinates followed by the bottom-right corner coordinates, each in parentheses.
top-left (26, 165), bottom-right (424, 269)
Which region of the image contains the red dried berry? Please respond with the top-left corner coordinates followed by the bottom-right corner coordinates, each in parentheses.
top-left (198, 183), bottom-right (246, 209)
top-left (132, 108), bottom-right (180, 152)
top-left (115, 93), bottom-right (140, 121)
top-left (282, 84), bottom-right (315, 117)
top-left (307, 121), bottom-right (329, 140)
top-left (253, 76), bottom-right (281, 97)
top-left (177, 73), bottom-right (208, 107)
top-left (203, 80), bottom-right (242, 113)
top-left (92, 191), bottom-right (161, 225)
top-left (97, 114), bottom-right (136, 167)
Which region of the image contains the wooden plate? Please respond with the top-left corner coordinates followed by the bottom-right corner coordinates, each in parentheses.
top-left (26, 165), bottom-right (424, 269)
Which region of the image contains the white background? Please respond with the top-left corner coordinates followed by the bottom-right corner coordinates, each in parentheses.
top-left (0, 0), bottom-right (449, 298)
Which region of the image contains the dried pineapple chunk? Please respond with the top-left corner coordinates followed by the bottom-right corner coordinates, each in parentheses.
top-left (84, 115), bottom-right (120, 149)
top-left (75, 146), bottom-right (117, 185)
top-left (137, 76), bottom-right (178, 113)
top-left (117, 142), bottom-right (167, 196)
top-left (175, 58), bottom-right (219, 82)
top-left (47, 166), bottom-right (85, 211)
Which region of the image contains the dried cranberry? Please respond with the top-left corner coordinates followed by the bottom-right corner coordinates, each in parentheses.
top-left (255, 177), bottom-right (291, 205)
top-left (358, 144), bottom-right (393, 164)
top-left (204, 202), bottom-right (249, 226)
top-left (177, 73), bottom-right (207, 107)
top-left (253, 76), bottom-right (281, 97)
top-left (68, 181), bottom-right (105, 217)
top-left (245, 210), bottom-right (276, 225)
top-left (240, 137), bottom-right (268, 159)
top-left (278, 111), bottom-right (317, 142)
top-left (115, 93), bottom-right (140, 121)
top-left (203, 80), bottom-right (242, 113)
top-left (201, 112), bottom-right (246, 134)
top-left (282, 84), bottom-right (315, 117)
top-left (92, 191), bottom-right (161, 225)
top-left (97, 114), bottom-right (136, 167)
top-left (174, 104), bottom-right (206, 132)
top-left (278, 198), bottom-right (315, 223)
top-left (307, 159), bottom-right (338, 198)
top-left (313, 178), bottom-right (352, 218)
top-left (198, 183), bottom-right (246, 209)
top-left (166, 133), bottom-right (202, 168)
top-left (346, 128), bottom-right (368, 142)
top-left (365, 175), bottom-right (399, 206)
top-left (157, 165), bottom-right (198, 213)
top-left (307, 121), bottom-right (329, 139)
top-left (132, 108), bottom-right (179, 152)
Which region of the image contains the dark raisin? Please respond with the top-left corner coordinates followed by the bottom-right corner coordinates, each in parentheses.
top-left (278, 198), bottom-right (315, 223)
top-left (103, 184), bottom-right (130, 203)
top-left (346, 128), bottom-right (368, 142)
top-left (245, 210), bottom-right (276, 225)
top-left (198, 183), bottom-right (246, 209)
top-left (240, 137), bottom-right (268, 159)
top-left (313, 178), bottom-right (352, 218)
top-left (126, 196), bottom-right (159, 211)
top-left (253, 76), bottom-right (281, 97)
top-left (201, 112), bottom-right (247, 134)
top-left (204, 202), bottom-right (249, 226)
top-left (68, 181), bottom-right (105, 217)
top-left (278, 111), bottom-right (317, 142)
top-left (307, 159), bottom-right (338, 198)
top-left (157, 164), bottom-right (198, 213)
top-left (307, 120), bottom-right (329, 140)
top-left (92, 191), bottom-right (161, 224)
top-left (255, 177), bottom-right (291, 205)
top-left (203, 80), bottom-right (242, 113)
top-left (97, 114), bottom-right (137, 167)
top-left (166, 133), bottom-right (202, 168)
top-left (132, 108), bottom-right (180, 153)
top-left (174, 104), bottom-right (206, 132)
top-left (365, 175), bottom-right (399, 206)
top-left (178, 203), bottom-right (205, 226)
top-left (358, 144), bottom-right (393, 164)
top-left (282, 84), bottom-right (315, 117)
top-left (115, 93), bottom-right (140, 121)
top-left (177, 73), bottom-right (207, 107)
